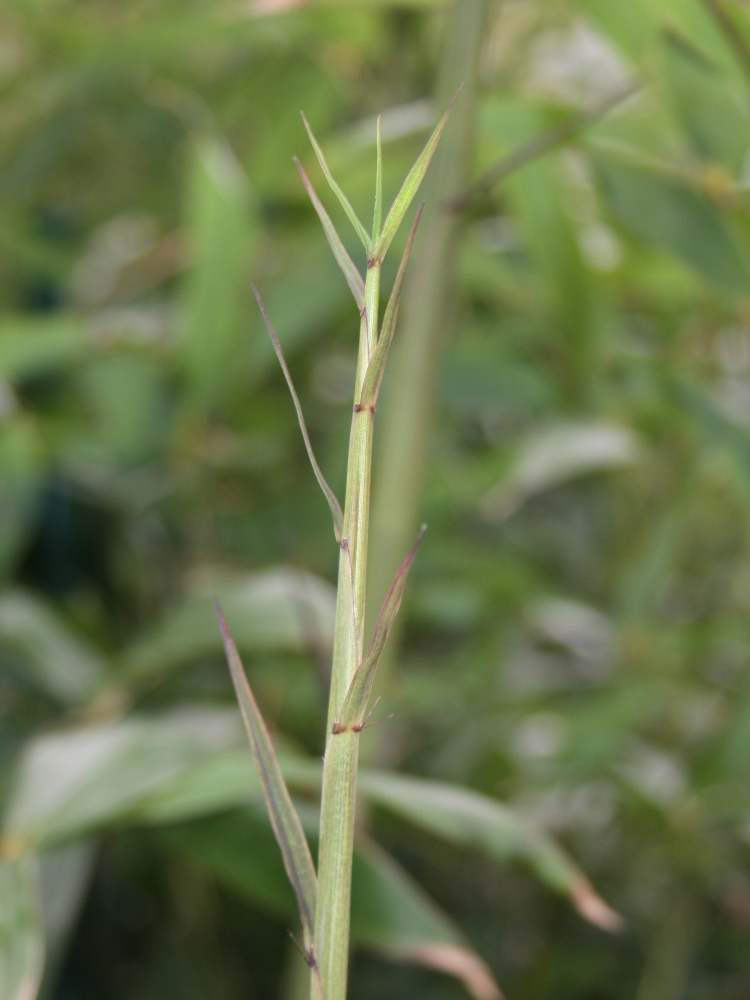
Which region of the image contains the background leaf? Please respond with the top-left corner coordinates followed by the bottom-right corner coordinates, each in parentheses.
top-left (0, 860), bottom-right (44, 1000)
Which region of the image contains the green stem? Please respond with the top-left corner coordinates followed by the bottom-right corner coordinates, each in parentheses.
top-left (315, 262), bottom-right (380, 999)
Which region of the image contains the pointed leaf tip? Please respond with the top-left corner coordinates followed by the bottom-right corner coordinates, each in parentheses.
top-left (374, 87), bottom-right (461, 263)
top-left (214, 597), bottom-right (318, 947)
top-left (252, 286), bottom-right (344, 543)
top-left (300, 111), bottom-right (371, 252)
top-left (340, 526), bottom-right (426, 727)
top-left (294, 158), bottom-right (365, 311)
top-left (571, 876), bottom-right (624, 932)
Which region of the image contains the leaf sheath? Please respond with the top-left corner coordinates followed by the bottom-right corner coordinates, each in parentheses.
top-left (340, 526), bottom-right (426, 728)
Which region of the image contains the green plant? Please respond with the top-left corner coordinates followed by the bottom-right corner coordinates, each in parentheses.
top-left (204, 65), bottom-right (644, 996)
top-left (218, 99), bottom-right (464, 1000)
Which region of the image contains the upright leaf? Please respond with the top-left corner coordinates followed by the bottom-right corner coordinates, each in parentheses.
top-left (374, 88), bottom-right (460, 263)
top-left (182, 138), bottom-right (252, 403)
top-left (294, 159), bottom-right (364, 311)
top-left (359, 205), bottom-right (423, 410)
top-left (339, 527), bottom-right (426, 728)
top-left (215, 602), bottom-right (318, 949)
top-left (301, 113), bottom-right (371, 252)
top-left (253, 287), bottom-right (344, 542)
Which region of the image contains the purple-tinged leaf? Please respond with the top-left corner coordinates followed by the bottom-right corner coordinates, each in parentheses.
top-left (215, 600), bottom-right (318, 948)
top-left (253, 287), bottom-right (344, 543)
top-left (338, 527), bottom-right (426, 729)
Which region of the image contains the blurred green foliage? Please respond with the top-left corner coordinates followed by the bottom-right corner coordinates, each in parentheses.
top-left (4, 0), bottom-right (750, 998)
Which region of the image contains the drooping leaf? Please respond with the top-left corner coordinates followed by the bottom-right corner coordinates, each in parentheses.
top-left (216, 602), bottom-right (318, 948)
top-left (350, 835), bottom-right (501, 1000)
top-left (481, 422), bottom-right (640, 522)
top-left (121, 567), bottom-right (336, 688)
top-left (163, 808), bottom-right (500, 1000)
top-left (354, 770), bottom-right (622, 931)
top-left (294, 159), bottom-right (365, 311)
top-left (253, 286), bottom-right (344, 542)
top-left (0, 859), bottom-right (44, 1000)
top-left (135, 749), bottom-right (263, 826)
top-left (301, 112), bottom-right (371, 252)
top-left (358, 205), bottom-right (423, 410)
top-left (373, 89), bottom-right (460, 263)
top-left (339, 527), bottom-right (426, 728)
top-left (245, 239), bottom-right (352, 387)
top-left (2, 708), bottom-right (241, 852)
top-left (0, 589), bottom-right (107, 705)
top-left (127, 745), bottom-right (618, 931)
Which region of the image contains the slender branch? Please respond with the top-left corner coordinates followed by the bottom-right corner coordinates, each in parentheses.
top-left (314, 261), bottom-right (380, 1000)
top-left (450, 80), bottom-right (642, 213)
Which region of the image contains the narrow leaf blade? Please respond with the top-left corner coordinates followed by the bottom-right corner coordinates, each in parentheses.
top-left (340, 526), bottom-right (426, 727)
top-left (165, 809), bottom-right (502, 1000)
top-left (301, 112), bottom-right (371, 252)
top-left (253, 287), bottom-right (344, 542)
top-left (372, 115), bottom-right (383, 243)
top-left (356, 770), bottom-right (623, 933)
top-left (295, 158), bottom-right (365, 311)
top-left (215, 601), bottom-right (318, 947)
top-left (359, 204), bottom-right (423, 410)
top-left (352, 836), bottom-right (502, 1000)
top-left (374, 88), bottom-right (460, 262)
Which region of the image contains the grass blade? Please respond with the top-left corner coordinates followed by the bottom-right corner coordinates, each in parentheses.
top-left (294, 158), bottom-right (365, 311)
top-left (372, 115), bottom-right (383, 243)
top-left (339, 526), bottom-right (426, 728)
top-left (359, 204), bottom-right (423, 410)
top-left (215, 600), bottom-right (318, 949)
top-left (373, 88), bottom-right (460, 263)
top-left (301, 112), bottom-right (371, 253)
top-left (253, 286), bottom-right (344, 543)
top-left (355, 770), bottom-right (623, 933)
